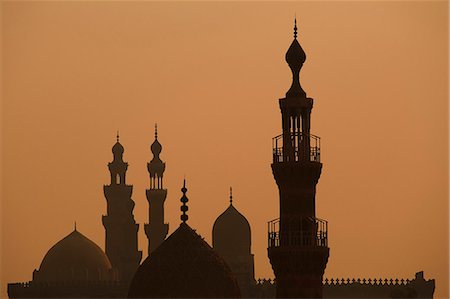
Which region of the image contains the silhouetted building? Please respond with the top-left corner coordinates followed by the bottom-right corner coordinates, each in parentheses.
top-left (252, 271), bottom-right (435, 299)
top-left (268, 18), bottom-right (329, 298)
top-left (128, 181), bottom-right (241, 298)
top-left (144, 125), bottom-right (169, 255)
top-left (322, 272), bottom-right (435, 298)
top-left (7, 228), bottom-right (128, 298)
top-left (102, 134), bottom-right (142, 282)
top-left (7, 19), bottom-right (437, 299)
top-left (212, 188), bottom-right (256, 297)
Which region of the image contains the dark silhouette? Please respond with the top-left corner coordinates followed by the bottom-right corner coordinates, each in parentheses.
top-left (144, 124), bottom-right (169, 255)
top-left (102, 133), bottom-right (142, 283)
top-left (252, 272), bottom-right (435, 298)
top-left (31, 228), bottom-right (115, 282)
top-left (128, 181), bottom-right (241, 298)
top-left (6, 227), bottom-right (129, 298)
top-left (212, 187), bottom-right (256, 297)
top-left (268, 18), bottom-right (329, 298)
top-left (6, 19), bottom-right (436, 299)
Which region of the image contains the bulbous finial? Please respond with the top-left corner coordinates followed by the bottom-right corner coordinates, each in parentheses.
top-left (229, 186), bottom-right (233, 205)
top-left (285, 17), bottom-right (307, 98)
top-left (112, 133), bottom-right (124, 156)
top-left (151, 125), bottom-right (162, 156)
top-left (180, 179), bottom-right (189, 223)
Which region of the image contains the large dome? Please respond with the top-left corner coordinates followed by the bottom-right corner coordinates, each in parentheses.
top-left (33, 229), bottom-right (114, 282)
top-left (128, 222), bottom-right (240, 298)
top-left (213, 203), bottom-right (251, 255)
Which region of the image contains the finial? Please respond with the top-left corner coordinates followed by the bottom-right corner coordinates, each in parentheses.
top-left (294, 16), bottom-right (298, 39)
top-left (74, 221), bottom-right (77, 231)
top-left (154, 123), bottom-right (158, 139)
top-left (180, 178), bottom-right (189, 223)
top-left (116, 130), bottom-right (120, 142)
top-left (229, 186), bottom-right (233, 204)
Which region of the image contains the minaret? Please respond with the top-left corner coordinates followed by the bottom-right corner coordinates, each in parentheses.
top-left (144, 124), bottom-right (169, 255)
top-left (102, 133), bottom-right (142, 283)
top-left (268, 19), bottom-right (329, 298)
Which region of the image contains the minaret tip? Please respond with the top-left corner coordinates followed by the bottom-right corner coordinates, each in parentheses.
top-left (155, 123), bottom-right (158, 139)
top-left (180, 178), bottom-right (189, 223)
top-left (229, 186), bottom-right (233, 205)
top-left (294, 16), bottom-right (298, 39)
top-left (74, 221), bottom-right (77, 231)
top-left (116, 130), bottom-right (120, 142)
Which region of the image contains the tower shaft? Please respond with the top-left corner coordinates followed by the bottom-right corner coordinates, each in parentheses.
top-left (144, 189), bottom-right (169, 254)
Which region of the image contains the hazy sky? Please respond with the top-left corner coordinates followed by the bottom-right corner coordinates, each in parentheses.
top-left (2, 1), bottom-right (448, 298)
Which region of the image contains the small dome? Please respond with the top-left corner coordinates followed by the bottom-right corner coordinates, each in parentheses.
top-left (128, 223), bottom-right (240, 298)
top-left (285, 38), bottom-right (306, 68)
top-left (213, 204), bottom-right (251, 255)
top-left (112, 141), bottom-right (124, 155)
top-left (150, 139), bottom-right (162, 156)
top-left (34, 229), bottom-right (114, 282)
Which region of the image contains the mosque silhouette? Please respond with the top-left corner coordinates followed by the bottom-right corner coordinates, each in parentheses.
top-left (7, 21), bottom-right (435, 299)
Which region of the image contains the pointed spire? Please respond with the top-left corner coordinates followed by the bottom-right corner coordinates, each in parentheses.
top-left (154, 123), bottom-right (158, 140)
top-left (74, 221), bottom-right (77, 231)
top-left (180, 179), bottom-right (189, 223)
top-left (116, 130), bottom-right (120, 142)
top-left (294, 16), bottom-right (298, 39)
top-left (229, 186), bottom-right (233, 205)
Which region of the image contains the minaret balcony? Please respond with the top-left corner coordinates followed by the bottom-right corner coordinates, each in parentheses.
top-left (268, 217), bottom-right (328, 248)
top-left (272, 132), bottom-right (321, 163)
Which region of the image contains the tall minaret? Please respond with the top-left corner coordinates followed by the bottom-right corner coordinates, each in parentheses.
top-left (268, 19), bottom-right (329, 298)
top-left (102, 133), bottom-right (142, 283)
top-left (144, 125), bottom-right (169, 255)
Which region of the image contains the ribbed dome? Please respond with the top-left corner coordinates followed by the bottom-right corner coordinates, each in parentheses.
top-left (128, 223), bottom-right (240, 298)
top-left (213, 204), bottom-right (251, 255)
top-left (34, 229), bottom-right (114, 282)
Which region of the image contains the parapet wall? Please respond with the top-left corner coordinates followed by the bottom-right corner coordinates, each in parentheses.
top-left (253, 271), bottom-right (435, 298)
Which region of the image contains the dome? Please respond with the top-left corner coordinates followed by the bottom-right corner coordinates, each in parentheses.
top-left (285, 38), bottom-right (306, 68)
top-left (213, 203), bottom-right (251, 255)
top-left (150, 139), bottom-right (162, 156)
top-left (33, 229), bottom-right (114, 282)
top-left (128, 223), bottom-right (240, 298)
top-left (112, 141), bottom-right (124, 155)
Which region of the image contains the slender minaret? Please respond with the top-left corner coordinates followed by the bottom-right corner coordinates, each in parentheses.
top-left (144, 124), bottom-right (169, 255)
top-left (102, 133), bottom-right (142, 283)
top-left (268, 19), bottom-right (329, 298)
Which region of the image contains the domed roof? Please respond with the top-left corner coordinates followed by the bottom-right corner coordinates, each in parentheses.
top-left (150, 139), bottom-right (162, 156)
top-left (128, 223), bottom-right (240, 298)
top-left (112, 141), bottom-right (124, 155)
top-left (213, 203), bottom-right (251, 256)
top-left (285, 38), bottom-right (306, 68)
top-left (34, 229), bottom-right (114, 282)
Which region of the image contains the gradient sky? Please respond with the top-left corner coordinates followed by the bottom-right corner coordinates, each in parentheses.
top-left (1, 1), bottom-right (448, 298)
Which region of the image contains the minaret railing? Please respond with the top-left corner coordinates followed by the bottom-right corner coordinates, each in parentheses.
top-left (272, 132), bottom-right (321, 163)
top-left (268, 217), bottom-right (328, 248)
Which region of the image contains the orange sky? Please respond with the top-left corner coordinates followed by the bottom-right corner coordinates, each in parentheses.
top-left (1, 1), bottom-right (448, 298)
